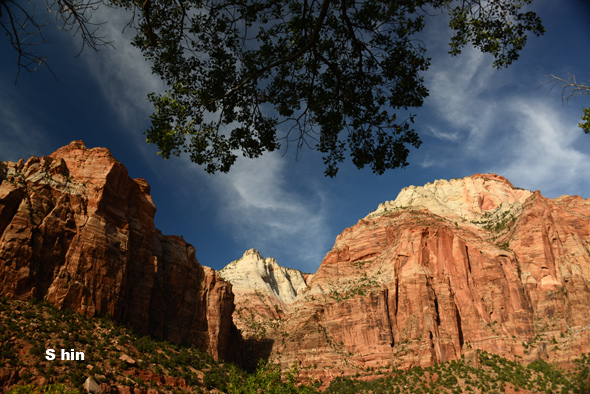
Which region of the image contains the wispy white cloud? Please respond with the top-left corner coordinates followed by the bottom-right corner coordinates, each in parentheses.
top-left (211, 152), bottom-right (331, 272)
top-left (78, 7), bottom-right (164, 133)
top-left (426, 126), bottom-right (460, 142)
top-left (422, 44), bottom-right (590, 199)
top-left (73, 8), bottom-right (333, 271)
top-left (491, 100), bottom-right (590, 198)
top-left (425, 48), bottom-right (500, 151)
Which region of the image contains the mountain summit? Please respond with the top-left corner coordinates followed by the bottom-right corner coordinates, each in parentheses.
top-left (367, 173), bottom-right (533, 223)
top-left (220, 248), bottom-right (307, 304)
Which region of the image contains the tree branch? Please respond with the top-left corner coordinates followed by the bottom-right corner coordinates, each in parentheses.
top-left (545, 73), bottom-right (590, 103)
top-left (206, 0), bottom-right (332, 107)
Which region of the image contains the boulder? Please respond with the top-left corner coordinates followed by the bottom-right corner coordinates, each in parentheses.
top-left (83, 376), bottom-right (103, 393)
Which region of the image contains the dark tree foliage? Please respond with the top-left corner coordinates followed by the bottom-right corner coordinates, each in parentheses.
top-left (123, 0), bottom-right (544, 176)
top-left (1, 0), bottom-right (545, 175)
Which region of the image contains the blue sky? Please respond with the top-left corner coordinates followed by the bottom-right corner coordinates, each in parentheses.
top-left (1, 0), bottom-right (589, 273)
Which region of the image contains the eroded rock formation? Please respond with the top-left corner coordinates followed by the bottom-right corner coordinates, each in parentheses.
top-left (228, 174), bottom-right (590, 382)
top-left (0, 141), bottom-right (238, 361)
top-left (220, 249), bottom-right (307, 304)
top-left (4, 143), bottom-right (590, 380)
top-left (219, 249), bottom-right (308, 367)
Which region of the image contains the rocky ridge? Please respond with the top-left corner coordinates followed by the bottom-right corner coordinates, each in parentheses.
top-left (0, 141), bottom-right (239, 361)
top-left (219, 248), bottom-right (307, 305)
top-left (226, 173), bottom-right (590, 383)
top-left (3, 141), bottom-right (590, 386)
top-left (218, 249), bottom-right (308, 367)
top-left (366, 174), bottom-right (532, 226)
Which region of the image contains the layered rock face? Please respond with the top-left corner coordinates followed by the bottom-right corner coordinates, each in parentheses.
top-left (219, 249), bottom-right (307, 367)
top-left (233, 174), bottom-right (590, 381)
top-left (0, 141), bottom-right (238, 361)
top-left (220, 249), bottom-right (307, 305)
top-left (367, 173), bottom-right (533, 223)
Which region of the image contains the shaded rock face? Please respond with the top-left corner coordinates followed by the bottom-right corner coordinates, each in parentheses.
top-left (219, 249), bottom-right (308, 368)
top-left (233, 174), bottom-right (590, 381)
top-left (0, 141), bottom-right (238, 361)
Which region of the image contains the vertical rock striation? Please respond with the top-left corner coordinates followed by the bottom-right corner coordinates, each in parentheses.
top-left (228, 174), bottom-right (590, 382)
top-left (0, 141), bottom-right (238, 361)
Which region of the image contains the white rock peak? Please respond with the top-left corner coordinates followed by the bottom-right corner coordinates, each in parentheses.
top-left (219, 249), bottom-right (308, 304)
top-left (365, 174), bottom-right (533, 224)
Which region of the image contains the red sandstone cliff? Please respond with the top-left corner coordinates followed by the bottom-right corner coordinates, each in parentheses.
top-left (0, 141), bottom-right (238, 361)
top-left (5, 142), bottom-right (590, 380)
top-left (224, 174), bottom-right (590, 382)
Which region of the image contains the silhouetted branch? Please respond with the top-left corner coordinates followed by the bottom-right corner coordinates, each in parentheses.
top-left (545, 73), bottom-right (590, 103)
top-left (0, 0), bottom-right (113, 82)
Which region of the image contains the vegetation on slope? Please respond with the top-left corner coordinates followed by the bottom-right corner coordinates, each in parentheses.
top-left (2, 297), bottom-right (590, 393)
top-left (0, 297), bottom-right (315, 393)
top-left (326, 351), bottom-right (590, 394)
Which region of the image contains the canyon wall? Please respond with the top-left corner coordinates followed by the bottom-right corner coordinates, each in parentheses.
top-left (4, 142), bottom-right (590, 380)
top-left (225, 174), bottom-right (590, 381)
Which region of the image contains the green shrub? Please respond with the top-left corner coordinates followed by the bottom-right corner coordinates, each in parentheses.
top-left (7, 384), bottom-right (77, 394)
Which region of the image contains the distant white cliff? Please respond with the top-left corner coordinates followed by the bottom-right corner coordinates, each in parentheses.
top-left (365, 173), bottom-right (533, 225)
top-left (218, 249), bottom-right (307, 304)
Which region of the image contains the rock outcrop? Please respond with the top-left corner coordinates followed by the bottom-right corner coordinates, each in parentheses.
top-left (0, 141), bottom-right (239, 361)
top-left (367, 173), bottom-right (533, 223)
top-left (220, 249), bottom-right (307, 305)
top-left (4, 143), bottom-right (590, 382)
top-left (219, 249), bottom-right (308, 367)
top-left (231, 174), bottom-right (590, 382)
